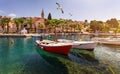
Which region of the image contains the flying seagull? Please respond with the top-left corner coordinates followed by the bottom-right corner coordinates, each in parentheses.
top-left (56, 2), bottom-right (64, 14)
top-left (69, 13), bottom-right (72, 16)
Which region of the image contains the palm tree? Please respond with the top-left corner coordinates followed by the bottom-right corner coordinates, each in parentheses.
top-left (27, 18), bottom-right (34, 33)
top-left (59, 20), bottom-right (67, 33)
top-left (45, 19), bottom-right (51, 33)
top-left (76, 23), bottom-right (82, 32)
top-left (13, 18), bottom-right (20, 33)
top-left (0, 17), bottom-right (11, 33)
top-left (66, 20), bottom-right (73, 33)
top-left (18, 17), bottom-right (26, 30)
top-left (50, 19), bottom-right (60, 42)
top-left (0, 18), bottom-right (5, 33)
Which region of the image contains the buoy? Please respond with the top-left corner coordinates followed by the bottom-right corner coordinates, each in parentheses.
top-left (10, 39), bottom-right (14, 45)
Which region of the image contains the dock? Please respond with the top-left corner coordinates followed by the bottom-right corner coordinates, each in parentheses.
top-left (0, 34), bottom-right (32, 37)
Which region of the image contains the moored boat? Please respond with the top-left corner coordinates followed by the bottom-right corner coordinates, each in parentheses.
top-left (32, 34), bottom-right (42, 37)
top-left (58, 39), bottom-right (97, 50)
top-left (93, 37), bottom-right (120, 45)
top-left (72, 41), bottom-right (97, 50)
top-left (36, 40), bottom-right (72, 55)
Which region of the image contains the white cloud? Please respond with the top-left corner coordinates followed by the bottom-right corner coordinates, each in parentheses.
top-left (8, 13), bottom-right (17, 18)
top-left (0, 10), bottom-right (5, 15)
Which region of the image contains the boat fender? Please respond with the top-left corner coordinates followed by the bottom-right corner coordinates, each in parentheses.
top-left (80, 38), bottom-right (82, 41)
top-left (41, 46), bottom-right (44, 49)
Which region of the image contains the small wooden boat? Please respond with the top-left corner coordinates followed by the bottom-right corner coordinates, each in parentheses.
top-left (36, 27), bottom-right (72, 55)
top-left (58, 39), bottom-right (97, 50)
top-left (36, 40), bottom-right (72, 55)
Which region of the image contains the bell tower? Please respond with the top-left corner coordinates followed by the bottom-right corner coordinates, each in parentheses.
top-left (41, 9), bottom-right (44, 18)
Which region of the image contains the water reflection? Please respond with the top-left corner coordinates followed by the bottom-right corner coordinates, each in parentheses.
top-left (36, 47), bottom-right (69, 74)
top-left (36, 45), bottom-right (111, 74)
top-left (94, 45), bottom-right (120, 73)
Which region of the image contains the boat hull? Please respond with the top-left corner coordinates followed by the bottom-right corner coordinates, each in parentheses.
top-left (72, 42), bottom-right (97, 50)
top-left (58, 39), bottom-right (97, 50)
top-left (42, 45), bottom-right (71, 55)
top-left (36, 40), bottom-right (72, 55)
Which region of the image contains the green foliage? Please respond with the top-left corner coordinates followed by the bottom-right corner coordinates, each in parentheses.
top-left (27, 18), bottom-right (34, 29)
top-left (50, 19), bottom-right (60, 27)
top-left (76, 24), bottom-right (82, 31)
top-left (39, 23), bottom-right (45, 28)
top-left (102, 23), bottom-right (110, 32)
top-left (117, 28), bottom-right (120, 32)
top-left (14, 18), bottom-right (19, 27)
top-left (1, 16), bottom-right (120, 34)
top-left (106, 18), bottom-right (119, 28)
top-left (27, 18), bottom-right (33, 25)
top-left (45, 19), bottom-right (50, 25)
top-left (0, 17), bottom-right (11, 33)
top-left (90, 20), bottom-right (103, 32)
top-left (47, 13), bottom-right (52, 20)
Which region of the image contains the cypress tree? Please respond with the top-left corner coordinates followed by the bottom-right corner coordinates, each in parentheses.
top-left (48, 13), bottom-right (52, 20)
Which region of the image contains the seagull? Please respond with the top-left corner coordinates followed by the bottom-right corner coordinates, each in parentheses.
top-left (69, 13), bottom-right (72, 16)
top-left (56, 2), bottom-right (64, 14)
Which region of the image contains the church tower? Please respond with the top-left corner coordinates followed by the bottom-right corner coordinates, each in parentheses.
top-left (41, 9), bottom-right (44, 18)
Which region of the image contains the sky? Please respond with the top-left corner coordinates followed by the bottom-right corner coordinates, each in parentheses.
top-left (0, 0), bottom-right (120, 21)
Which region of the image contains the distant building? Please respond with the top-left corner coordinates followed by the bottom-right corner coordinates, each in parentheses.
top-left (0, 10), bottom-right (45, 33)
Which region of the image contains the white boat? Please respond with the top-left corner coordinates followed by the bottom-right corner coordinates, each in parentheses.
top-left (32, 34), bottom-right (42, 38)
top-left (32, 33), bottom-right (47, 37)
top-left (93, 37), bottom-right (120, 45)
top-left (58, 39), bottom-right (97, 50)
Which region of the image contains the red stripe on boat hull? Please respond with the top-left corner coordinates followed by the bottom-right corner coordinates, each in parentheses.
top-left (38, 44), bottom-right (72, 55)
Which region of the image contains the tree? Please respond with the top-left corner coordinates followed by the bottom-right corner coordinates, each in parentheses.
top-left (13, 18), bottom-right (20, 33)
top-left (44, 19), bottom-right (51, 32)
top-left (59, 19), bottom-right (67, 33)
top-left (0, 17), bottom-right (11, 33)
top-left (50, 19), bottom-right (60, 42)
top-left (0, 18), bottom-right (5, 32)
top-left (66, 20), bottom-right (73, 32)
top-left (90, 20), bottom-right (103, 32)
top-left (106, 18), bottom-right (119, 28)
top-left (27, 18), bottom-right (34, 33)
top-left (106, 18), bottom-right (119, 37)
top-left (50, 19), bottom-right (60, 27)
top-left (83, 20), bottom-right (89, 27)
top-left (48, 13), bottom-right (52, 20)
top-left (45, 13), bottom-right (52, 33)
top-left (76, 23), bottom-right (82, 32)
top-left (18, 17), bottom-right (26, 30)
top-left (100, 22), bottom-right (110, 33)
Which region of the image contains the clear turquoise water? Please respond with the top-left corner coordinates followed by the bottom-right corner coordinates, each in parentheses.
top-left (0, 35), bottom-right (119, 74)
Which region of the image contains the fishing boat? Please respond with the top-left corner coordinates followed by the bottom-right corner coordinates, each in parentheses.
top-left (36, 28), bottom-right (72, 55)
top-left (58, 39), bottom-right (97, 50)
top-left (36, 40), bottom-right (72, 55)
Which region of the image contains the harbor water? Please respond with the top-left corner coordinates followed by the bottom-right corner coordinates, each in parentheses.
top-left (0, 34), bottom-right (120, 74)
